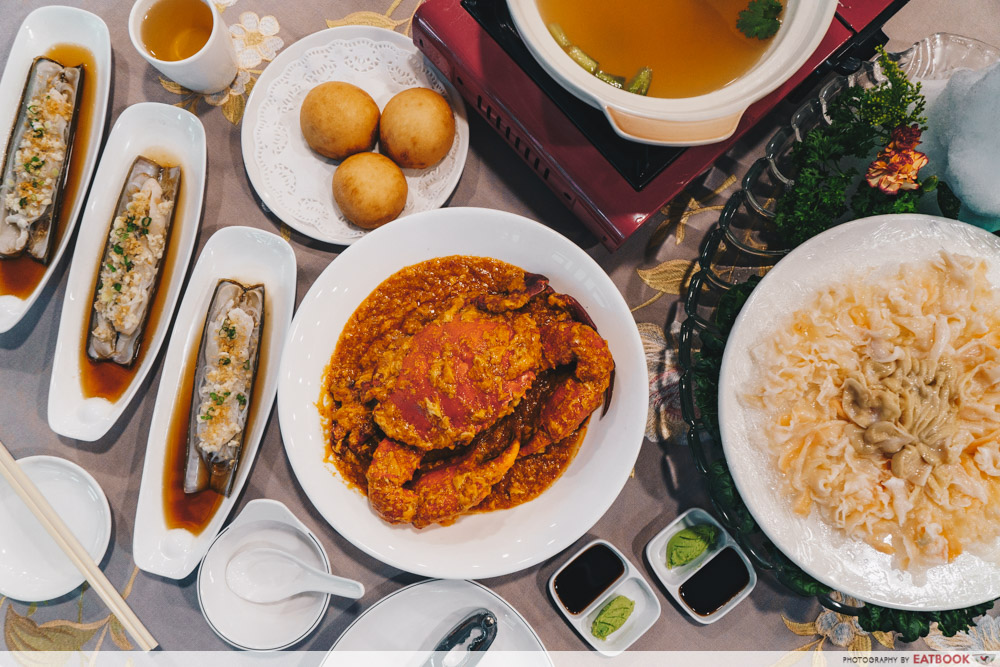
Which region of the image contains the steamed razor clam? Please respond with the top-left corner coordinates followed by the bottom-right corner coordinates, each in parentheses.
top-left (86, 157), bottom-right (180, 366)
top-left (184, 280), bottom-right (265, 496)
top-left (0, 57), bottom-right (83, 263)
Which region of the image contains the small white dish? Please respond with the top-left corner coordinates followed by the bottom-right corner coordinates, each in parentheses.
top-left (277, 207), bottom-right (647, 579)
top-left (0, 6), bottom-right (111, 332)
top-left (548, 539), bottom-right (660, 657)
top-left (242, 25), bottom-right (470, 245)
top-left (47, 102), bottom-right (206, 442)
top-left (327, 578), bottom-right (550, 664)
top-left (644, 507), bottom-right (756, 624)
top-left (0, 455), bottom-right (111, 602)
top-left (132, 226), bottom-right (296, 579)
top-left (198, 499), bottom-right (331, 651)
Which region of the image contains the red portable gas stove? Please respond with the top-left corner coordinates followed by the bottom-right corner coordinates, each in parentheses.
top-left (413, 0), bottom-right (910, 249)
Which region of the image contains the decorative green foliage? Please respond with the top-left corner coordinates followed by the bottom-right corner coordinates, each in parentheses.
top-left (857, 601), bottom-right (995, 643)
top-left (773, 47), bottom-right (943, 247)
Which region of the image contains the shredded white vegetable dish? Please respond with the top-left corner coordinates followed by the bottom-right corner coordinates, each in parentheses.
top-left (747, 252), bottom-right (1000, 570)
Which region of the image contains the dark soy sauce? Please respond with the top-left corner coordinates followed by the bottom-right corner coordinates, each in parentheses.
top-left (553, 543), bottom-right (626, 614)
top-left (679, 547), bottom-right (750, 616)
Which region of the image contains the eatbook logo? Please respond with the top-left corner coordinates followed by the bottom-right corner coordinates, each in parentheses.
top-left (974, 655), bottom-right (996, 665)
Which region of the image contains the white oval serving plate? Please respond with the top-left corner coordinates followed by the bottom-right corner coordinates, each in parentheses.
top-left (277, 207), bottom-right (647, 579)
top-left (719, 213), bottom-right (1000, 610)
top-left (47, 102), bottom-right (206, 442)
top-left (0, 455), bottom-right (111, 602)
top-left (0, 6), bottom-right (111, 332)
top-left (133, 226), bottom-right (296, 580)
top-left (242, 25), bottom-right (469, 246)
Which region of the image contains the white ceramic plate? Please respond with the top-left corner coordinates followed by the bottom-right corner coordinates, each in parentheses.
top-left (328, 578), bottom-right (550, 664)
top-left (133, 227), bottom-right (296, 579)
top-left (0, 455), bottom-right (111, 602)
top-left (241, 25), bottom-right (469, 246)
top-left (47, 103), bottom-right (206, 442)
top-left (277, 207), bottom-right (646, 579)
top-left (719, 214), bottom-right (1000, 610)
top-left (198, 499), bottom-right (331, 651)
top-left (0, 6), bottom-right (111, 332)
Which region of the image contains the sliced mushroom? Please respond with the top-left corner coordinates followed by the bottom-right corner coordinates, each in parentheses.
top-left (863, 420), bottom-right (912, 454)
top-left (891, 445), bottom-right (933, 486)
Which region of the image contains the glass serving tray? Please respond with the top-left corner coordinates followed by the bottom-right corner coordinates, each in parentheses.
top-left (677, 33), bottom-right (1000, 640)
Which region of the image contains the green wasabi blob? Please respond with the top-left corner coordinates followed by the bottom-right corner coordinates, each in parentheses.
top-left (591, 595), bottom-right (634, 640)
top-left (666, 524), bottom-right (718, 569)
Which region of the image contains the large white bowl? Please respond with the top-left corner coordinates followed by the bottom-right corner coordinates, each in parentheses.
top-left (277, 207), bottom-right (647, 579)
top-left (719, 214), bottom-right (1000, 610)
top-left (507, 0), bottom-right (836, 146)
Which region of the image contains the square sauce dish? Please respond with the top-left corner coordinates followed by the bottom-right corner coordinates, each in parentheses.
top-left (645, 507), bottom-right (756, 624)
top-left (548, 539), bottom-right (660, 657)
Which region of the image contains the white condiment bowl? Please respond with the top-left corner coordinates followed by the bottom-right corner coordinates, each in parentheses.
top-left (197, 499), bottom-right (331, 651)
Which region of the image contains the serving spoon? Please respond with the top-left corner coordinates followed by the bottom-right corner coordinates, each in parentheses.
top-left (225, 546), bottom-right (365, 604)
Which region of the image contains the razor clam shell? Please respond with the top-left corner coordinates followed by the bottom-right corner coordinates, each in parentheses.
top-left (183, 280), bottom-right (265, 496)
top-left (0, 57), bottom-right (83, 263)
top-left (86, 156), bottom-right (181, 366)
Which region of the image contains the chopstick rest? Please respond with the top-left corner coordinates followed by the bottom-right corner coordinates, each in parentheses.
top-left (0, 440), bottom-right (158, 651)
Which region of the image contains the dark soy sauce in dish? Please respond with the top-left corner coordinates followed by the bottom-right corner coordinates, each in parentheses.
top-left (678, 547), bottom-right (750, 616)
top-left (554, 543), bottom-right (626, 614)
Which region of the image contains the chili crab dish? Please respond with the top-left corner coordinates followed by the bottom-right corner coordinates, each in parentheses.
top-left (319, 255), bottom-right (615, 528)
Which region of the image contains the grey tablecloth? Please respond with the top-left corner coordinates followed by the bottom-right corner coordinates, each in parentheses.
top-left (1, 0), bottom-right (999, 655)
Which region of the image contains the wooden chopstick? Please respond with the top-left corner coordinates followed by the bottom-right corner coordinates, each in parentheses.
top-left (0, 441), bottom-right (158, 651)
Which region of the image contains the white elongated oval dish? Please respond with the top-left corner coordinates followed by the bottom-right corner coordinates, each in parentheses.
top-left (47, 103), bottom-right (206, 442)
top-left (719, 214), bottom-right (1000, 610)
top-left (277, 207), bottom-right (647, 579)
top-left (133, 227), bottom-right (296, 580)
top-left (0, 6), bottom-right (111, 332)
top-left (242, 25), bottom-right (469, 246)
top-left (0, 455), bottom-right (111, 602)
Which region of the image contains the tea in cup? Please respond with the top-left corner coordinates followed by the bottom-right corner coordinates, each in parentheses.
top-left (128, 0), bottom-right (238, 94)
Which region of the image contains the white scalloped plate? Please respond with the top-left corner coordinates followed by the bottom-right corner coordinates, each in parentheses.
top-left (48, 103), bottom-right (206, 442)
top-left (241, 26), bottom-right (469, 246)
top-left (277, 207), bottom-right (646, 579)
top-left (719, 213), bottom-right (1000, 611)
top-left (0, 6), bottom-right (112, 333)
top-left (133, 227), bottom-right (296, 580)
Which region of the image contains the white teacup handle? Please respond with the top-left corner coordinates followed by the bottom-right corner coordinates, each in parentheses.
top-left (603, 106), bottom-right (745, 147)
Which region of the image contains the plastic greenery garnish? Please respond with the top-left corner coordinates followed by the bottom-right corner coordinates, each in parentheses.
top-left (772, 46), bottom-right (953, 247)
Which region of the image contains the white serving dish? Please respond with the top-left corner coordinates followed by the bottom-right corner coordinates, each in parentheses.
top-left (0, 6), bottom-right (111, 332)
top-left (548, 539), bottom-right (659, 657)
top-left (644, 507), bottom-right (756, 624)
top-left (719, 214), bottom-right (1000, 610)
top-left (198, 499), bottom-right (330, 651)
top-left (277, 207), bottom-right (647, 580)
top-left (328, 578), bottom-right (551, 663)
top-left (0, 455), bottom-right (111, 602)
top-left (132, 226), bottom-right (296, 579)
top-left (506, 0), bottom-right (836, 146)
top-left (242, 25), bottom-right (469, 246)
top-left (47, 102), bottom-right (206, 442)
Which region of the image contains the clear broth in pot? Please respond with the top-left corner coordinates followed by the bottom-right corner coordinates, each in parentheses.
top-left (536, 0), bottom-right (776, 99)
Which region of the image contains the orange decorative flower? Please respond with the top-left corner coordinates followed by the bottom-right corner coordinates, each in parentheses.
top-left (865, 125), bottom-right (928, 195)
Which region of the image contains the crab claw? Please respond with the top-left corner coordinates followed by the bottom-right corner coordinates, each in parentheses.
top-left (520, 321), bottom-right (615, 457)
top-left (475, 272), bottom-right (550, 312)
top-left (366, 436), bottom-right (520, 528)
top-left (544, 292), bottom-right (614, 416)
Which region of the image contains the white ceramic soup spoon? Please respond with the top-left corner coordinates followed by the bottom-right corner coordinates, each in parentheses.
top-left (225, 546), bottom-right (365, 604)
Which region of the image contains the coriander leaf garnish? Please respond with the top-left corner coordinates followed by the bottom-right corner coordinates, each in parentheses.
top-left (737, 0), bottom-right (782, 40)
